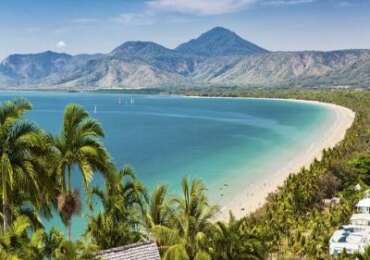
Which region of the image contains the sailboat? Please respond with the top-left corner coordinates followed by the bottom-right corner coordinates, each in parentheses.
top-left (93, 105), bottom-right (97, 114)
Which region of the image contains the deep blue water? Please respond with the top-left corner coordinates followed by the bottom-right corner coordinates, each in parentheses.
top-left (0, 91), bottom-right (331, 238)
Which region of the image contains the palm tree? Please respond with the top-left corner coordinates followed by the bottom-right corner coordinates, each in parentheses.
top-left (0, 215), bottom-right (47, 260)
top-left (211, 213), bottom-right (266, 260)
top-left (145, 185), bottom-right (171, 228)
top-left (0, 214), bottom-right (97, 260)
top-left (86, 166), bottom-right (148, 249)
top-left (151, 177), bottom-right (218, 260)
top-left (0, 98), bottom-right (52, 232)
top-left (51, 238), bottom-right (98, 260)
top-left (54, 104), bottom-right (113, 239)
top-left (350, 155), bottom-right (370, 185)
top-left (43, 228), bottom-right (65, 260)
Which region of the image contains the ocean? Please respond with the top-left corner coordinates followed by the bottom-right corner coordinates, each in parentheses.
top-left (0, 91), bottom-right (332, 238)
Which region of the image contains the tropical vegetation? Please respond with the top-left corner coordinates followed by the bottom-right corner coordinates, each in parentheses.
top-left (1, 88), bottom-right (370, 259)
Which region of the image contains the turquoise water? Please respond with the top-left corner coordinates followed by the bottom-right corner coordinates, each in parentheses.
top-left (0, 92), bottom-right (332, 238)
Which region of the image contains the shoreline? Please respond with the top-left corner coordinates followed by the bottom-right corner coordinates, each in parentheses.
top-left (156, 94), bottom-right (356, 220)
top-left (208, 98), bottom-right (355, 220)
top-left (0, 90), bottom-right (355, 221)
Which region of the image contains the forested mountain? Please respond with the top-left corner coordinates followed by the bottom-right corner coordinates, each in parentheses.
top-left (0, 27), bottom-right (369, 89)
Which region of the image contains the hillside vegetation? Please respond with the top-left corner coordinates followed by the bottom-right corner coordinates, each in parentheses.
top-left (1, 89), bottom-right (370, 259)
top-left (176, 88), bottom-right (370, 258)
top-left (0, 27), bottom-right (369, 89)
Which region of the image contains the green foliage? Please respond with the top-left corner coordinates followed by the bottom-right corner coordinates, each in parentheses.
top-left (212, 213), bottom-right (266, 260)
top-left (0, 98), bottom-right (56, 231)
top-left (53, 103), bottom-right (114, 238)
top-left (178, 88), bottom-right (370, 258)
top-left (350, 155), bottom-right (370, 185)
top-left (2, 89), bottom-right (370, 259)
top-left (149, 177), bottom-right (218, 259)
top-left (145, 185), bottom-right (170, 228)
top-left (0, 215), bottom-right (95, 259)
top-left (146, 177), bottom-right (267, 259)
top-left (54, 103), bottom-right (113, 191)
top-left (86, 166), bottom-right (148, 249)
top-left (354, 245), bottom-right (370, 260)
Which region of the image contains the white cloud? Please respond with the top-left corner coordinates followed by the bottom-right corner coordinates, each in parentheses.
top-left (71, 18), bottom-right (99, 24)
top-left (56, 41), bottom-right (66, 49)
top-left (25, 27), bottom-right (41, 33)
top-left (145, 0), bottom-right (316, 15)
top-left (262, 0), bottom-right (315, 6)
top-left (337, 1), bottom-right (353, 7)
top-left (107, 0), bottom-right (320, 27)
top-left (146, 0), bottom-right (257, 15)
top-left (112, 12), bottom-right (155, 25)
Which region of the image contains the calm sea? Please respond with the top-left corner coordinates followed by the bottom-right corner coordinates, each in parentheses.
top-left (0, 91), bottom-right (331, 238)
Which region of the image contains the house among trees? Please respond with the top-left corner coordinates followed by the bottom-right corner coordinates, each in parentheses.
top-left (329, 196), bottom-right (370, 255)
top-left (95, 241), bottom-right (161, 260)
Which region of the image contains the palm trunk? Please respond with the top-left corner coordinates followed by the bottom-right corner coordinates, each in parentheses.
top-left (2, 177), bottom-right (8, 232)
top-left (67, 165), bottom-right (72, 240)
top-left (3, 202), bottom-right (9, 232)
top-left (2, 163), bottom-right (9, 232)
top-left (68, 221), bottom-right (72, 240)
top-left (67, 166), bottom-right (72, 193)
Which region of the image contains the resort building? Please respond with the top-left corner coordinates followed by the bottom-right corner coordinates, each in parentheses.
top-left (329, 196), bottom-right (370, 255)
top-left (95, 241), bottom-right (161, 260)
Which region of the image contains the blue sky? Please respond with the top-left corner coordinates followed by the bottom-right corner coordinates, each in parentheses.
top-left (0, 0), bottom-right (369, 59)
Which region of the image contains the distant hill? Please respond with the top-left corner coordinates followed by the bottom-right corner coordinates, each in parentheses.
top-left (111, 41), bottom-right (176, 59)
top-left (176, 27), bottom-right (268, 57)
top-left (0, 51), bottom-right (72, 81)
top-left (0, 27), bottom-right (369, 89)
top-left (193, 50), bottom-right (370, 87)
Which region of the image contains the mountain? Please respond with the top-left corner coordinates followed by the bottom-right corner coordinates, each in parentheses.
top-left (0, 27), bottom-right (369, 89)
top-left (176, 27), bottom-right (269, 56)
top-left (111, 41), bottom-right (176, 59)
top-left (110, 41), bottom-right (196, 76)
top-left (191, 50), bottom-right (370, 87)
top-left (0, 51), bottom-right (105, 87)
top-left (0, 51), bottom-right (72, 81)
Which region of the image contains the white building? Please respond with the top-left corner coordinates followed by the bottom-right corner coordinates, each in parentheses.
top-left (95, 241), bottom-right (161, 260)
top-left (330, 197), bottom-right (370, 255)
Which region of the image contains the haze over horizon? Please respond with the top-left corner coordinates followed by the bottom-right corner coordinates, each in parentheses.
top-left (0, 0), bottom-right (370, 60)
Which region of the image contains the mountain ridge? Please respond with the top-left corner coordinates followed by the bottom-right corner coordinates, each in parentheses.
top-left (0, 27), bottom-right (369, 89)
top-left (175, 26), bottom-right (269, 56)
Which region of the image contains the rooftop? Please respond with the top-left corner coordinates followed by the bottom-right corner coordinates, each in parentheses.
top-left (330, 227), bottom-right (370, 255)
top-left (330, 195), bottom-right (370, 255)
top-left (95, 241), bottom-right (161, 260)
top-left (351, 213), bottom-right (370, 222)
top-left (356, 198), bottom-right (370, 208)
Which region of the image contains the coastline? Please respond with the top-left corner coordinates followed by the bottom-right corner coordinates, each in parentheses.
top-left (210, 98), bottom-right (355, 220)
top-left (178, 96), bottom-right (357, 221)
top-left (0, 90), bottom-right (355, 221)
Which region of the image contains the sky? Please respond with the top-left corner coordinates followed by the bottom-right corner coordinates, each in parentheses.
top-left (0, 0), bottom-right (369, 59)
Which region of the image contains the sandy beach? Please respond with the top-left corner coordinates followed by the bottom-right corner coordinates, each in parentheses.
top-left (215, 98), bottom-right (356, 220)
